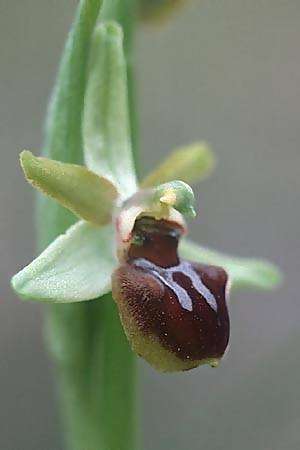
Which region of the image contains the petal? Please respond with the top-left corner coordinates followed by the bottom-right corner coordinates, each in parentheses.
top-left (83, 22), bottom-right (137, 199)
top-left (141, 142), bottom-right (215, 188)
top-left (11, 221), bottom-right (116, 303)
top-left (179, 239), bottom-right (282, 291)
top-left (21, 151), bottom-right (118, 226)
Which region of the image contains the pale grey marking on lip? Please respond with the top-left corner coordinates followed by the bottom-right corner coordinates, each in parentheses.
top-left (134, 259), bottom-right (217, 312)
top-left (177, 261), bottom-right (218, 312)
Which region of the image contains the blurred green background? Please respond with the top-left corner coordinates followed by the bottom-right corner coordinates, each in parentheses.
top-left (1, 1), bottom-right (299, 449)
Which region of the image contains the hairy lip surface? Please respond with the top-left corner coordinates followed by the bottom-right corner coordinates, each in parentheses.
top-left (112, 217), bottom-right (230, 369)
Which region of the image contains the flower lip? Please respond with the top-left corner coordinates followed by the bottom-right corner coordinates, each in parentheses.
top-left (112, 215), bottom-right (230, 372)
top-left (113, 259), bottom-right (230, 366)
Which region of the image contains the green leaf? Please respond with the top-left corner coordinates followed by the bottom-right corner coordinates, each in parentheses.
top-left (83, 21), bottom-right (137, 199)
top-left (21, 150), bottom-right (118, 226)
top-left (141, 142), bottom-right (215, 188)
top-left (179, 238), bottom-right (282, 291)
top-left (39, 0), bottom-right (104, 247)
top-left (12, 221), bottom-right (116, 303)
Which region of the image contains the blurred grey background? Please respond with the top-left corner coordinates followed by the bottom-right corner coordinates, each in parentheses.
top-left (1, 1), bottom-right (299, 449)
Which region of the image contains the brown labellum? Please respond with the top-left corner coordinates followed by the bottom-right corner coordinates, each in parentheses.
top-left (112, 216), bottom-right (230, 372)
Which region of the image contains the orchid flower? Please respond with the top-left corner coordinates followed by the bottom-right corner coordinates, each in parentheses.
top-left (11, 22), bottom-right (281, 372)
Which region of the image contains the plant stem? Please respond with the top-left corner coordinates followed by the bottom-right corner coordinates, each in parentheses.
top-left (38, 1), bottom-right (139, 449)
top-left (91, 296), bottom-right (137, 450)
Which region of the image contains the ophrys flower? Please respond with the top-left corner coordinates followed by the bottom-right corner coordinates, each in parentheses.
top-left (11, 22), bottom-right (281, 372)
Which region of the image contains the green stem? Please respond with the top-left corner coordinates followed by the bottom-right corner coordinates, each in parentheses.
top-left (91, 297), bottom-right (137, 450)
top-left (38, 1), bottom-right (139, 449)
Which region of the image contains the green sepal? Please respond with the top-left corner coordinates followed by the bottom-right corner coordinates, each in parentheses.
top-left (141, 142), bottom-right (215, 188)
top-left (83, 21), bottom-right (137, 199)
top-left (21, 151), bottom-right (118, 226)
top-left (179, 238), bottom-right (282, 291)
top-left (11, 221), bottom-right (116, 303)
